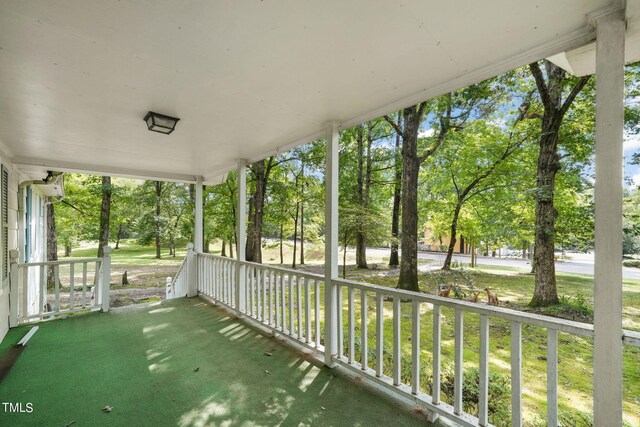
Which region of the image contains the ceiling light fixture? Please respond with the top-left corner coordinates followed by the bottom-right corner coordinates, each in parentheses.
top-left (144, 111), bottom-right (180, 135)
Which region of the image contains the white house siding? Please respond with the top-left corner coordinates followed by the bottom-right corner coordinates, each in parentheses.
top-left (0, 156), bottom-right (47, 343)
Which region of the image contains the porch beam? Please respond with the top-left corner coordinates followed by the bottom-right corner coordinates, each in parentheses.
top-left (592, 6), bottom-right (625, 426)
top-left (324, 121), bottom-right (339, 367)
top-left (194, 176), bottom-right (203, 253)
top-left (236, 160), bottom-right (247, 314)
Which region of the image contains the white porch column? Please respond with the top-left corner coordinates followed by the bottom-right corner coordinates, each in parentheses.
top-left (194, 176), bottom-right (204, 253)
top-left (236, 160), bottom-right (247, 314)
top-left (101, 245), bottom-right (111, 311)
top-left (324, 122), bottom-right (339, 367)
top-left (593, 6), bottom-right (625, 426)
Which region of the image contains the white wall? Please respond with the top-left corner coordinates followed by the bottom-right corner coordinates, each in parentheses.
top-left (0, 159), bottom-right (47, 343)
top-left (0, 161), bottom-right (22, 341)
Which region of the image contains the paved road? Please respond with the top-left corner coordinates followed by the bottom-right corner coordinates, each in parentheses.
top-left (367, 248), bottom-right (640, 280)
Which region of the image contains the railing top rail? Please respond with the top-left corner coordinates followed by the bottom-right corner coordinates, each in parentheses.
top-left (623, 329), bottom-right (640, 348)
top-left (196, 253), bottom-right (325, 281)
top-left (333, 277), bottom-right (594, 337)
top-left (19, 258), bottom-right (103, 267)
top-left (170, 256), bottom-right (188, 287)
top-left (240, 260), bottom-right (325, 281)
top-left (197, 253), bottom-right (226, 260)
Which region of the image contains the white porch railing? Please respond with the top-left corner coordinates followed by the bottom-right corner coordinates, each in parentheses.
top-left (167, 253), bottom-right (189, 299)
top-left (183, 251), bottom-right (639, 426)
top-left (9, 246), bottom-right (111, 326)
top-left (196, 254), bottom-right (326, 350)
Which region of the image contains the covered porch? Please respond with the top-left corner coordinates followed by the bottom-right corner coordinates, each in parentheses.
top-left (2, 0), bottom-right (640, 426)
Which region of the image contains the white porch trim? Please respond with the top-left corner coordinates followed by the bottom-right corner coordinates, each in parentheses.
top-left (13, 157), bottom-right (199, 184)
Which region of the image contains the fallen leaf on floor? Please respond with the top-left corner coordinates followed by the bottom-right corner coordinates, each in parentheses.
top-left (64, 421), bottom-right (76, 427)
top-left (321, 406), bottom-right (326, 410)
top-left (265, 370), bottom-right (271, 374)
top-left (102, 406), bottom-right (112, 413)
top-left (264, 351), bottom-right (273, 356)
top-left (193, 367), bottom-right (200, 372)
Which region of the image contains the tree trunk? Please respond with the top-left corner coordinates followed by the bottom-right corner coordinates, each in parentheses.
top-left (355, 125), bottom-right (368, 269)
top-left (97, 176), bottom-right (112, 258)
top-left (300, 200), bottom-right (305, 265)
top-left (64, 242), bottom-right (71, 257)
top-left (46, 200), bottom-right (57, 287)
top-left (292, 201), bottom-right (299, 268)
top-left (229, 237), bottom-right (234, 259)
top-left (343, 233), bottom-right (348, 279)
top-left (154, 181), bottom-right (162, 259)
top-left (122, 271), bottom-right (129, 286)
top-left (300, 164), bottom-right (305, 265)
top-left (443, 201), bottom-right (463, 270)
top-left (221, 239), bottom-right (226, 257)
top-left (527, 60), bottom-right (589, 306)
top-left (397, 106), bottom-right (424, 292)
top-left (531, 120), bottom-right (560, 305)
top-left (246, 158), bottom-right (274, 263)
top-left (389, 124), bottom-right (402, 267)
top-left (115, 223), bottom-right (124, 250)
top-left (470, 243), bottom-right (476, 268)
top-left (279, 224), bottom-right (284, 264)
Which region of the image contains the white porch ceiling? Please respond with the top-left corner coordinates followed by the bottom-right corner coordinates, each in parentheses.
top-left (0, 0), bottom-right (626, 184)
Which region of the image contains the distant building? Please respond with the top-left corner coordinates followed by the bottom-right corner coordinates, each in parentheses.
top-left (422, 227), bottom-right (470, 254)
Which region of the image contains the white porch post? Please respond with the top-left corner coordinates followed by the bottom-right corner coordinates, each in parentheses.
top-left (194, 176), bottom-right (204, 253)
top-left (324, 122), bottom-right (339, 367)
top-left (593, 6), bottom-right (625, 426)
top-left (186, 242), bottom-right (196, 297)
top-left (236, 160), bottom-right (247, 314)
top-left (101, 245), bottom-right (111, 312)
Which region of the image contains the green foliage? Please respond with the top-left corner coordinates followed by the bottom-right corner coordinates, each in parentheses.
top-left (531, 411), bottom-right (595, 427)
top-left (338, 205), bottom-right (388, 248)
top-left (542, 291), bottom-right (594, 321)
top-left (623, 259), bottom-right (640, 268)
top-left (133, 181), bottom-right (191, 252)
top-left (436, 365), bottom-right (511, 424)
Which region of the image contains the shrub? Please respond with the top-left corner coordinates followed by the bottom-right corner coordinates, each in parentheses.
top-left (623, 259), bottom-right (640, 268)
top-left (542, 292), bottom-right (593, 321)
top-left (422, 269), bottom-right (476, 297)
top-left (426, 364), bottom-right (511, 425)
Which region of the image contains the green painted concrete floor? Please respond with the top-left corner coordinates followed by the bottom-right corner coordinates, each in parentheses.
top-left (0, 298), bottom-right (433, 426)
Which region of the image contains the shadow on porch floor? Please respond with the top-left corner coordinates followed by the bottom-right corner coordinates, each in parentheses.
top-left (0, 298), bottom-right (433, 426)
